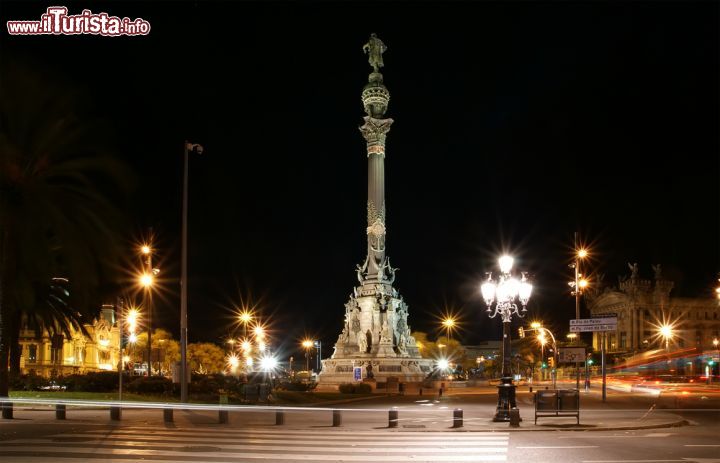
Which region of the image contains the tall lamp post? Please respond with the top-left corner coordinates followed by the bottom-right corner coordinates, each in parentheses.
top-left (528, 322), bottom-right (557, 389)
top-left (713, 338), bottom-right (719, 381)
top-left (181, 141), bottom-right (203, 403)
top-left (659, 324), bottom-right (674, 361)
top-left (569, 235), bottom-right (589, 321)
top-left (442, 317), bottom-right (456, 342)
top-left (314, 340), bottom-right (322, 372)
top-left (238, 310), bottom-right (253, 338)
top-left (302, 340), bottom-right (313, 372)
top-left (139, 244), bottom-right (156, 376)
top-left (481, 255), bottom-right (533, 422)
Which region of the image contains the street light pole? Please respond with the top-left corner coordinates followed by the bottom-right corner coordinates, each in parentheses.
top-left (481, 255), bottom-right (533, 422)
top-left (181, 141), bottom-right (203, 403)
top-left (301, 340), bottom-right (313, 373)
top-left (141, 244), bottom-right (153, 377)
top-left (117, 296), bottom-right (124, 401)
top-left (314, 340), bottom-right (322, 372)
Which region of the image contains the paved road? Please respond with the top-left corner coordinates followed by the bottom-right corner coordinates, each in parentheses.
top-left (1, 418), bottom-right (719, 462)
top-left (1, 385), bottom-right (718, 462)
top-left (0, 423), bottom-right (511, 462)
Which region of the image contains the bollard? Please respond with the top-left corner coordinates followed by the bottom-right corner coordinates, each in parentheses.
top-left (509, 408), bottom-right (520, 428)
top-left (110, 406), bottom-right (121, 421)
top-left (419, 387), bottom-right (423, 396)
top-left (388, 407), bottom-right (398, 428)
top-left (332, 409), bottom-right (342, 427)
top-left (529, 386), bottom-right (533, 393)
top-left (163, 408), bottom-right (174, 423)
top-left (219, 409), bottom-right (228, 424)
top-left (1, 402), bottom-right (13, 419)
top-left (275, 409), bottom-right (285, 425)
top-left (56, 404), bottom-right (66, 420)
top-left (452, 408), bottom-right (463, 428)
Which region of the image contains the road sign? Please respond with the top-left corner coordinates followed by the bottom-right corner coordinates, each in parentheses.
top-left (571, 317), bottom-right (617, 326)
top-left (570, 324), bottom-right (616, 332)
top-left (559, 347), bottom-right (586, 363)
top-left (353, 366), bottom-right (362, 381)
top-left (570, 317), bottom-right (617, 332)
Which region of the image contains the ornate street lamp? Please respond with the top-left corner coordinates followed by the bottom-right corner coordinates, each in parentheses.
top-left (481, 255), bottom-right (532, 422)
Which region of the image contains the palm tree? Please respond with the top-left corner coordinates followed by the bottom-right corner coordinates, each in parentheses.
top-left (0, 59), bottom-right (132, 395)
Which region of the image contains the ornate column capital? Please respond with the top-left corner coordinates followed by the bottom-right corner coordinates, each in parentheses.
top-left (359, 116), bottom-right (394, 156)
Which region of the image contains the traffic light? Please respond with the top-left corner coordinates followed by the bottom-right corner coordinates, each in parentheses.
top-left (541, 362), bottom-right (547, 369)
top-left (548, 357), bottom-right (555, 368)
top-left (587, 358), bottom-right (594, 366)
top-left (518, 327), bottom-right (525, 338)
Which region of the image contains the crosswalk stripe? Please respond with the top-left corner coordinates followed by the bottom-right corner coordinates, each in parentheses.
top-left (42, 436), bottom-right (510, 446)
top-left (83, 425), bottom-right (509, 436)
top-left (0, 425), bottom-right (510, 462)
top-left (0, 452), bottom-right (507, 462)
top-left (2, 443), bottom-right (509, 453)
top-left (59, 430), bottom-right (509, 443)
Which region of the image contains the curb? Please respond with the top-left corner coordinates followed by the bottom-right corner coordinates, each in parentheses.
top-left (274, 419), bottom-right (689, 433)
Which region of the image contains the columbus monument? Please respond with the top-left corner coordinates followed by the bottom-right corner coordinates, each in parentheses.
top-left (318, 35), bottom-right (433, 387)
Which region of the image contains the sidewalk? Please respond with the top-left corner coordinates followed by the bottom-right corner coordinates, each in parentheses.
top-left (1, 394), bottom-right (689, 433)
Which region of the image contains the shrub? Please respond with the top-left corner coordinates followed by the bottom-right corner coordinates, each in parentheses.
top-left (126, 376), bottom-right (173, 394)
top-left (338, 382), bottom-right (372, 394)
top-left (9, 373), bottom-right (50, 391)
top-left (60, 372), bottom-right (120, 392)
top-left (276, 381), bottom-right (315, 392)
top-left (354, 382), bottom-right (372, 394)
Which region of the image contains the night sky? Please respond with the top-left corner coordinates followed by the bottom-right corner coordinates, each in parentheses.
top-left (3, 1), bottom-right (718, 358)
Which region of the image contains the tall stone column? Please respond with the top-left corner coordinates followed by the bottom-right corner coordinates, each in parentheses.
top-left (358, 68), bottom-right (393, 284)
top-left (360, 115), bottom-right (392, 282)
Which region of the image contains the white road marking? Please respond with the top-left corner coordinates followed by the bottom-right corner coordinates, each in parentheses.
top-left (518, 446), bottom-right (598, 449)
top-left (583, 460), bottom-right (687, 462)
top-left (0, 426), bottom-right (511, 462)
top-left (0, 447), bottom-right (508, 461)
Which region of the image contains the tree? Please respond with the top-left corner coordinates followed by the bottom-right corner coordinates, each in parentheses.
top-left (188, 343), bottom-right (226, 375)
top-left (412, 331), bottom-right (470, 367)
top-left (130, 329), bottom-right (180, 375)
top-left (411, 331), bottom-right (436, 359)
top-left (0, 60), bottom-right (132, 396)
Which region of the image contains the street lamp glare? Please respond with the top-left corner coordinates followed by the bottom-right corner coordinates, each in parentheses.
top-left (530, 321), bottom-right (542, 329)
top-left (578, 278), bottom-right (589, 289)
top-left (139, 273), bottom-right (154, 288)
top-left (141, 245), bottom-right (151, 255)
top-left (659, 324), bottom-right (673, 339)
top-left (577, 249), bottom-right (588, 259)
top-left (481, 277), bottom-right (497, 306)
top-left (442, 318), bottom-right (455, 328)
top-left (239, 311), bottom-right (253, 324)
top-left (302, 340), bottom-right (314, 349)
top-left (499, 255), bottom-right (514, 274)
top-left (260, 354), bottom-right (278, 372)
top-left (713, 338), bottom-right (719, 347)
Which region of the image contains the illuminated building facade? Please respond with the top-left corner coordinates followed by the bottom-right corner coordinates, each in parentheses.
top-left (18, 305), bottom-right (120, 377)
top-left (586, 265), bottom-right (719, 355)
